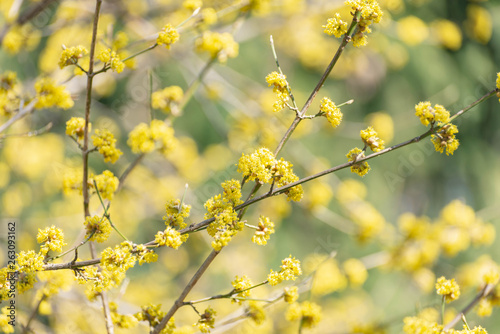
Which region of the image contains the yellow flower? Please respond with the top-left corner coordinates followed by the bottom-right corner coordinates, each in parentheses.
top-left (92, 129), bottom-right (123, 163)
top-left (320, 97), bottom-right (343, 128)
top-left (283, 286), bottom-right (299, 304)
top-left (37, 226), bottom-right (67, 255)
top-left (346, 0), bottom-right (383, 23)
top-left (286, 301), bottom-right (322, 328)
top-left (346, 147), bottom-right (370, 177)
top-left (155, 227), bottom-right (184, 249)
top-left (59, 45), bottom-right (88, 68)
top-left (195, 307), bottom-right (216, 333)
top-left (66, 117), bottom-right (90, 141)
top-left (0, 307), bottom-right (15, 333)
top-left (157, 23), bottom-right (180, 48)
top-left (163, 199), bottom-right (191, 229)
top-left (435, 276), bottom-right (460, 303)
top-left (432, 19), bottom-right (462, 51)
top-left (267, 255), bottom-right (302, 286)
top-left (265, 71), bottom-right (289, 112)
top-left (34, 77), bottom-right (74, 110)
top-left (84, 215), bottom-right (112, 243)
top-left (91, 170), bottom-right (119, 200)
top-left (97, 49), bottom-right (125, 73)
top-left (465, 5), bottom-right (491, 44)
top-left (17, 250), bottom-right (44, 273)
top-left (415, 102), bottom-right (450, 126)
top-left (343, 258), bottom-right (368, 287)
top-left (101, 241), bottom-right (136, 272)
top-left (323, 13), bottom-right (348, 38)
top-left (195, 31), bottom-right (239, 63)
top-left (360, 126), bottom-right (385, 152)
top-left (397, 16), bottom-right (429, 46)
top-left (431, 123), bottom-right (459, 155)
top-left (135, 244), bottom-right (158, 265)
top-left (127, 120), bottom-right (176, 156)
top-left (231, 275), bottom-right (252, 302)
top-left (247, 301), bottom-right (266, 325)
top-left (252, 216), bottom-right (275, 245)
top-left (151, 86), bottom-right (184, 114)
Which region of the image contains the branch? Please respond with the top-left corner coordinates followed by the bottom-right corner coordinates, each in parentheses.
top-left (0, 100), bottom-right (36, 135)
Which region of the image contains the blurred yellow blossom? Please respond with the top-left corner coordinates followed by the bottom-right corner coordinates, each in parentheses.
top-left (152, 86), bottom-right (183, 114)
top-left (432, 19), bottom-right (462, 51)
top-left (128, 120), bottom-right (176, 156)
top-left (397, 16), bottom-right (428, 46)
top-left (286, 301), bottom-right (322, 329)
top-left (91, 170), bottom-right (119, 200)
top-left (284, 286), bottom-right (299, 304)
top-left (157, 24), bottom-right (179, 48)
top-left (34, 77), bottom-right (74, 110)
top-left (465, 5), bottom-right (491, 44)
top-left (195, 31), bottom-right (238, 63)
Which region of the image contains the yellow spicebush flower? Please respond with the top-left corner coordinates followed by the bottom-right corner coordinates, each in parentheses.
top-left (200, 8), bottom-right (218, 27)
top-left (432, 19), bottom-right (462, 51)
top-left (134, 303), bottom-right (167, 328)
top-left (66, 117), bottom-right (90, 141)
top-left (84, 215), bottom-right (112, 243)
top-left (221, 179), bottom-right (243, 206)
top-left (286, 301), bottom-right (322, 329)
top-left (109, 301), bottom-right (139, 328)
top-left (92, 129), bottom-right (123, 163)
top-left (2, 24), bottom-right (41, 54)
top-left (283, 286), bottom-right (299, 304)
top-left (101, 241), bottom-right (137, 272)
top-left (483, 269), bottom-right (500, 285)
top-left (435, 276), bottom-right (460, 303)
top-left (112, 32), bottom-right (129, 50)
top-left (403, 316), bottom-right (443, 334)
top-left (465, 5), bottom-right (491, 45)
top-left (155, 227), bottom-right (184, 249)
top-left (17, 250), bottom-right (45, 273)
top-left (34, 77), bottom-right (74, 110)
top-left (91, 170), bottom-right (119, 200)
top-left (157, 23), bottom-right (180, 48)
top-left (343, 258), bottom-right (368, 287)
top-left (431, 123), bottom-right (459, 155)
top-left (97, 49), bottom-right (125, 73)
top-left (477, 298), bottom-right (493, 318)
top-left (346, 0), bottom-right (383, 23)
top-left (415, 102), bottom-right (450, 126)
top-left (0, 306), bottom-right (15, 333)
top-left (265, 71), bottom-right (289, 112)
top-left (360, 126), bottom-right (385, 152)
top-left (252, 216), bottom-right (275, 245)
top-left (346, 147), bottom-right (370, 177)
top-left (195, 307), bottom-right (216, 333)
top-left (163, 199), bottom-right (191, 229)
top-left (128, 120), bottom-right (176, 155)
top-left (135, 244), bottom-right (158, 266)
top-left (59, 45), bottom-right (88, 68)
top-left (268, 255), bottom-right (302, 286)
top-left (320, 97), bottom-right (343, 128)
top-left (151, 86), bottom-right (184, 114)
top-left (237, 147), bottom-right (276, 183)
top-left (247, 301), bottom-right (266, 325)
top-left (37, 225), bottom-right (67, 255)
top-left (195, 31), bottom-right (239, 63)
top-left (183, 0), bottom-right (202, 10)
top-left (397, 16), bottom-right (429, 46)
top-left (0, 71), bottom-right (17, 93)
top-left (231, 275), bottom-right (253, 302)
top-left (323, 13), bottom-right (348, 38)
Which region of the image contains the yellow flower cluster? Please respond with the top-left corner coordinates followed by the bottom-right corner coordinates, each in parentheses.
top-left (195, 307), bottom-right (216, 333)
top-left (151, 86), bottom-right (183, 114)
top-left (34, 77), bottom-right (74, 110)
top-left (14, 250), bottom-right (45, 293)
top-left (265, 71), bottom-right (289, 112)
top-left (286, 301), bottom-right (322, 329)
top-left (195, 31), bottom-right (239, 63)
top-left (101, 241), bottom-right (137, 272)
top-left (135, 244), bottom-right (158, 265)
top-left (415, 101), bottom-right (450, 126)
top-left (237, 147), bottom-right (303, 201)
top-left (59, 45), bottom-right (88, 68)
top-left (360, 126), bottom-right (385, 152)
top-left (252, 216), bottom-right (275, 245)
top-left (0, 71), bottom-right (18, 117)
top-left (134, 304), bottom-right (174, 331)
top-left (1, 24), bottom-right (40, 55)
top-left (320, 97), bottom-right (343, 128)
top-left (109, 302), bottom-right (139, 329)
top-left (155, 226), bottom-right (184, 249)
top-left (163, 199), bottom-right (191, 229)
top-left (343, 258), bottom-right (368, 287)
top-left (346, 147), bottom-right (370, 177)
top-left (231, 275), bottom-right (253, 302)
top-left (127, 120), bottom-right (177, 156)
top-left (403, 316), bottom-right (443, 334)
top-left (97, 49), bottom-right (125, 73)
top-left (346, 0), bottom-right (383, 47)
top-left (37, 225), bottom-right (67, 255)
top-left (157, 23), bottom-right (180, 49)
top-left (431, 123), bottom-right (459, 155)
top-left (247, 301), bottom-right (266, 325)
top-left (268, 255), bottom-right (302, 286)
top-left (283, 286), bottom-right (299, 304)
top-left (205, 179), bottom-right (244, 251)
top-left (323, 13), bottom-right (348, 38)
top-left (389, 200), bottom-right (494, 278)
top-left (435, 276), bottom-right (460, 303)
top-left (91, 170), bottom-right (119, 200)
top-left (0, 306), bottom-right (14, 333)
top-left (84, 215), bottom-right (112, 243)
top-left (92, 129), bottom-right (123, 163)
top-left (66, 117), bottom-right (90, 141)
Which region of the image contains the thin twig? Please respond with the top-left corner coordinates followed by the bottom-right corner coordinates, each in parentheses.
top-left (0, 122), bottom-right (52, 141)
top-left (0, 100), bottom-right (36, 135)
top-left (21, 294), bottom-right (45, 334)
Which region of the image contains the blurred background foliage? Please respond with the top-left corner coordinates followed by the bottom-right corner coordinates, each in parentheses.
top-left (0, 0), bottom-right (499, 333)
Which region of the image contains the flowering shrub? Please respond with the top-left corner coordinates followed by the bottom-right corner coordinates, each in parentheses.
top-left (0, 1), bottom-right (499, 334)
